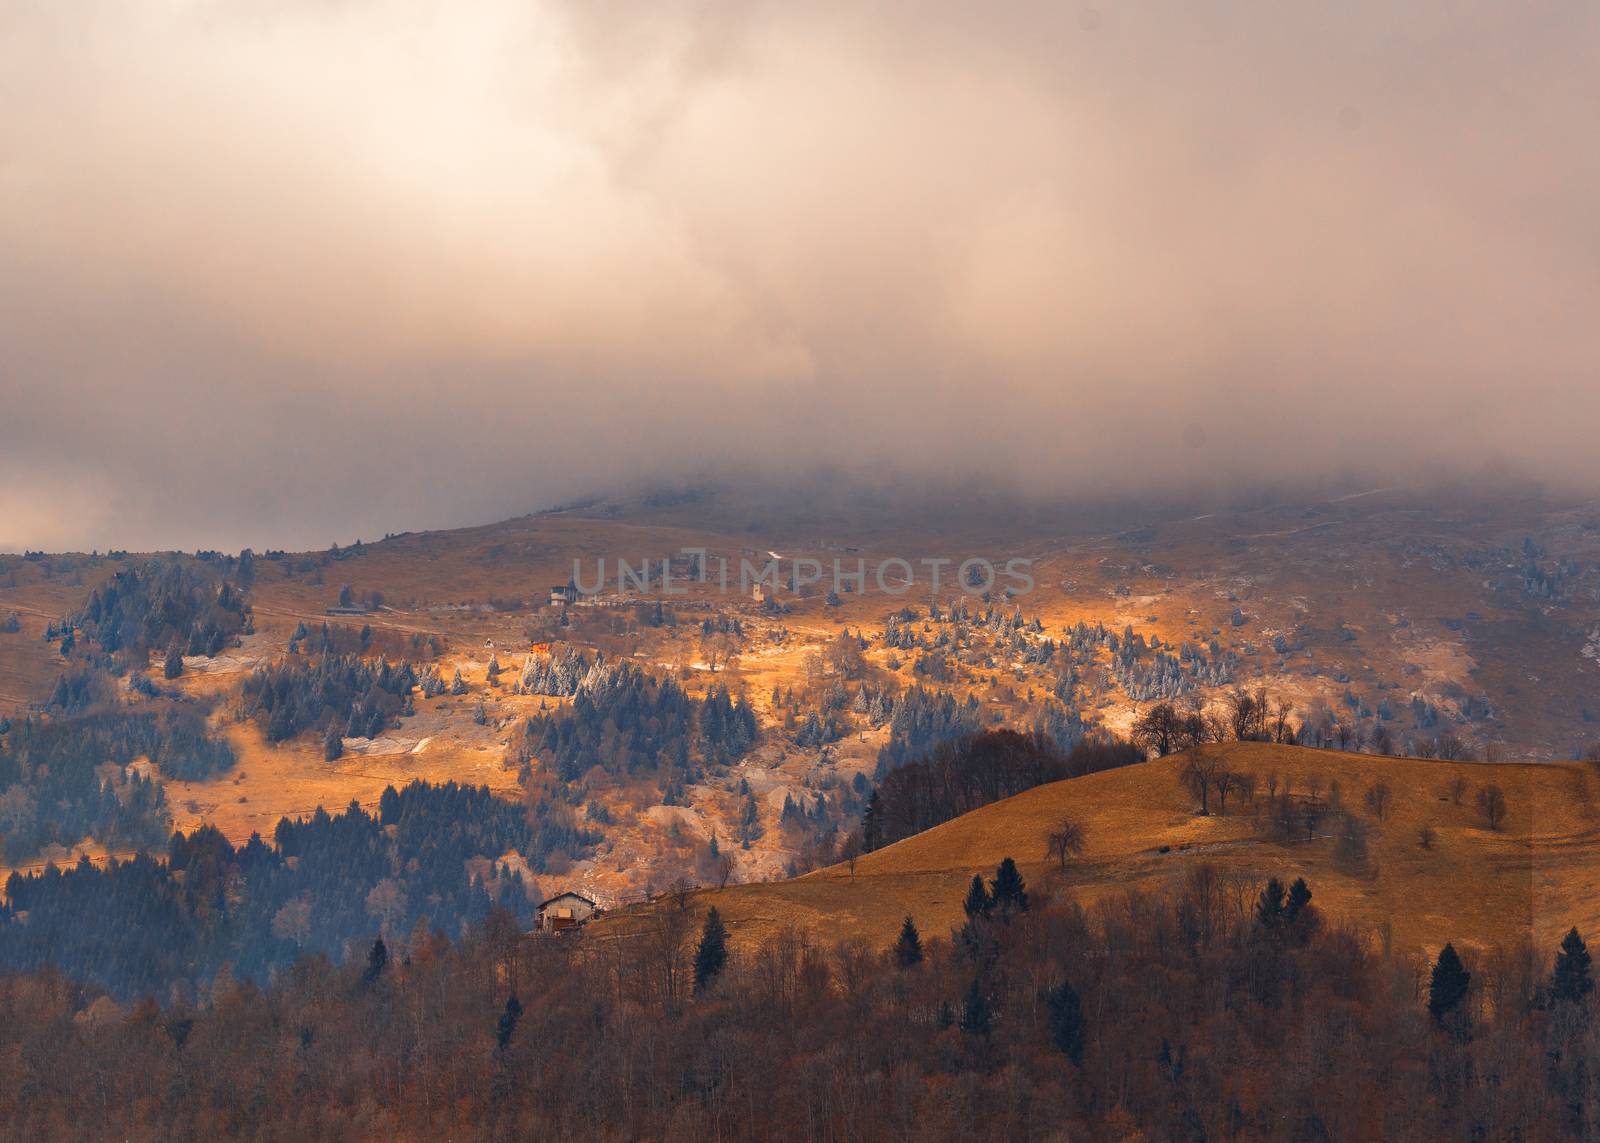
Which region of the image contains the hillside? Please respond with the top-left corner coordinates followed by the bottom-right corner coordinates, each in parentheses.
top-left (604, 741), bottom-right (1600, 957)
top-left (5, 484), bottom-right (1600, 904)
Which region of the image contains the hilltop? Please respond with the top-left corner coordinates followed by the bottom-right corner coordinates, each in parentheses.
top-left (605, 741), bottom-right (1600, 957)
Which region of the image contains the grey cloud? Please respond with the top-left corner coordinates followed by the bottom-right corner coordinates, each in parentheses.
top-left (1, 1), bottom-right (1597, 551)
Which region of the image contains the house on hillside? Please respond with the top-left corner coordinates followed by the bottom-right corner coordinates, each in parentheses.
top-left (537, 891), bottom-right (599, 933)
top-left (549, 583), bottom-right (577, 606)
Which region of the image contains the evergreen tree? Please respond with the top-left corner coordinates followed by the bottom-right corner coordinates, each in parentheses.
top-left (959, 977), bottom-right (992, 1035)
top-left (1286, 877), bottom-right (1313, 922)
top-left (1046, 980), bottom-right (1086, 1065)
top-left (1255, 877), bottom-right (1286, 929)
top-left (496, 992), bottom-right (523, 1050)
top-left (163, 646), bottom-right (184, 680)
top-left (738, 793), bottom-right (763, 848)
top-left (1552, 927), bottom-right (1594, 1005)
top-left (364, 937), bottom-right (388, 985)
top-left (694, 907), bottom-right (729, 994)
top-left (862, 789), bottom-right (883, 852)
top-left (323, 725), bottom-right (343, 762)
top-left (1428, 942), bottom-right (1470, 1025)
top-left (989, 857), bottom-right (1028, 915)
top-left (962, 873), bottom-right (992, 919)
top-left (895, 915), bottom-right (924, 968)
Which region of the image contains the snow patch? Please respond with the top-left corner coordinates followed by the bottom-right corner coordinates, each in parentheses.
top-left (341, 735), bottom-right (421, 756)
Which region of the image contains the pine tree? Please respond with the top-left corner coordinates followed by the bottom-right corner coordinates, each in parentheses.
top-left (1552, 927), bottom-right (1594, 1004)
top-left (895, 915), bottom-right (924, 968)
top-left (1428, 942), bottom-right (1470, 1025)
top-left (323, 725), bottom-right (343, 761)
top-left (1046, 980), bottom-right (1086, 1065)
top-left (862, 789), bottom-right (883, 852)
top-left (962, 873), bottom-right (992, 919)
top-left (364, 937), bottom-right (388, 984)
top-left (738, 793), bottom-right (763, 848)
top-left (164, 646), bottom-right (184, 680)
top-left (1255, 877), bottom-right (1286, 928)
top-left (694, 907), bottom-right (729, 994)
top-left (959, 977), bottom-right (992, 1035)
top-left (1286, 877), bottom-right (1313, 922)
top-left (989, 857), bottom-right (1028, 915)
top-left (496, 992), bottom-right (523, 1050)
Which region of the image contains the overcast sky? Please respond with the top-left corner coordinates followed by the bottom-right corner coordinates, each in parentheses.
top-left (2, 1), bottom-right (1597, 552)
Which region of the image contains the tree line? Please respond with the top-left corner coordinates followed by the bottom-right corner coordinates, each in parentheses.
top-left (5, 863), bottom-right (1600, 1138)
top-left (0, 780), bottom-right (579, 998)
top-left (71, 556), bottom-right (253, 665)
top-left (517, 660), bottom-right (758, 796)
top-left (860, 729), bottom-right (1142, 853)
top-left (240, 653), bottom-right (419, 742)
top-left (0, 709), bottom-right (234, 863)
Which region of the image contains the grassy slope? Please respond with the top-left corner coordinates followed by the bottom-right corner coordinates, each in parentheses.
top-left (8, 491), bottom-right (1600, 901)
top-left (605, 742), bottom-right (1600, 958)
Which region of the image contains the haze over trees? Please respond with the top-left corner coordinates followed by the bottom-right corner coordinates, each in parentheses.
top-left (0, 710), bottom-right (233, 862)
top-left (1, 869), bottom-right (1594, 1138)
top-left (0, 780), bottom-right (573, 996)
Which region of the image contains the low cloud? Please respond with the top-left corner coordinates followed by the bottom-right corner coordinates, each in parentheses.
top-left (2, 1), bottom-right (1597, 550)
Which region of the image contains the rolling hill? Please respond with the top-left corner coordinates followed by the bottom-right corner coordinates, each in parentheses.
top-left (602, 741), bottom-right (1600, 958)
top-left (5, 482), bottom-right (1600, 906)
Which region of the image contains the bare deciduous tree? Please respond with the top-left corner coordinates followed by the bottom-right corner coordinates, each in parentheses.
top-left (1477, 784), bottom-right (1508, 831)
top-left (1437, 734), bottom-right (1469, 762)
top-left (1180, 752), bottom-right (1231, 815)
top-left (1364, 781), bottom-right (1392, 821)
top-left (1227, 688), bottom-right (1271, 741)
top-left (838, 831), bottom-right (863, 881)
top-left (1132, 702), bottom-right (1182, 757)
top-left (1216, 770), bottom-right (1254, 814)
top-left (1046, 817), bottom-right (1086, 870)
top-left (1270, 701), bottom-right (1297, 745)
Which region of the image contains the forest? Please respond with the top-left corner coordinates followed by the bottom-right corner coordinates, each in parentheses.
top-left (240, 653), bottom-right (419, 742)
top-left (70, 556), bottom-right (253, 664)
top-left (2, 862), bottom-right (1596, 1139)
top-left (863, 729), bottom-right (1143, 852)
top-left (517, 659), bottom-right (758, 793)
top-left (0, 710), bottom-right (232, 863)
top-left (0, 780), bottom-right (587, 998)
